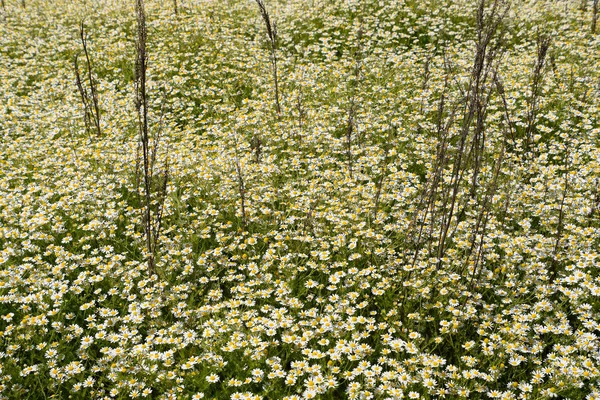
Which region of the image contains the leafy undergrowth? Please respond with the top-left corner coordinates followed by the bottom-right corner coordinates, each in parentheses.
top-left (0, 0), bottom-right (599, 399)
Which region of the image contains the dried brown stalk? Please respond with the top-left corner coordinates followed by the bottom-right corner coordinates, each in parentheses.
top-left (524, 33), bottom-right (551, 156)
top-left (135, 0), bottom-right (169, 275)
top-left (254, 0), bottom-right (281, 116)
top-left (73, 55), bottom-right (93, 136)
top-left (436, 0), bottom-right (509, 268)
top-left (73, 21), bottom-right (102, 138)
top-left (373, 127), bottom-right (396, 221)
top-left (593, 0), bottom-right (599, 34)
top-left (250, 134), bottom-right (263, 164)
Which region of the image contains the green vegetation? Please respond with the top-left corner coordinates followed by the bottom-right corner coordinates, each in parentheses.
top-left (0, 0), bottom-right (599, 399)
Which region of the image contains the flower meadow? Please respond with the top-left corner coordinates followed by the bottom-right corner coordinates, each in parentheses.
top-left (1, 0), bottom-right (600, 399)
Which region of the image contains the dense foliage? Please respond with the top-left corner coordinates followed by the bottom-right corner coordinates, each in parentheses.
top-left (0, 0), bottom-right (599, 399)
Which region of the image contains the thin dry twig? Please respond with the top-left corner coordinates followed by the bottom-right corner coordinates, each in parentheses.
top-left (373, 126), bottom-right (397, 221)
top-left (73, 54), bottom-right (93, 136)
top-left (524, 33), bottom-right (551, 156)
top-left (254, 0), bottom-right (281, 116)
top-left (81, 21), bottom-right (102, 138)
top-left (73, 21), bottom-right (101, 138)
top-left (593, 0), bottom-right (599, 34)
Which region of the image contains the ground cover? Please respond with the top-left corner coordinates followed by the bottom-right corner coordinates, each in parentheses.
top-left (0, 0), bottom-right (599, 399)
